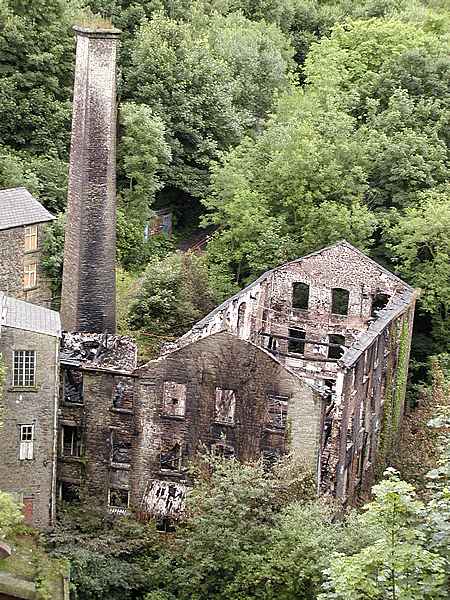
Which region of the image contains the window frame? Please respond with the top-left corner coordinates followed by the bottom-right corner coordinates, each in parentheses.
top-left (288, 328), bottom-right (306, 355)
top-left (13, 350), bottom-right (36, 388)
top-left (214, 387), bottom-right (236, 425)
top-left (24, 225), bottom-right (38, 252)
top-left (61, 424), bottom-right (83, 458)
top-left (19, 424), bottom-right (34, 460)
top-left (328, 334), bottom-right (346, 359)
top-left (23, 261), bottom-right (37, 290)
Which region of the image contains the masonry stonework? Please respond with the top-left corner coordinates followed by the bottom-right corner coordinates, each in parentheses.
top-left (0, 298), bottom-right (60, 528)
top-left (60, 26), bottom-right (120, 333)
top-left (0, 223), bottom-right (53, 308)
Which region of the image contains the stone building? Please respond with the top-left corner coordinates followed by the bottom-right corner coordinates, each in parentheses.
top-left (134, 332), bottom-right (323, 521)
top-left (172, 242), bottom-right (418, 503)
top-left (57, 332), bottom-right (137, 512)
top-left (0, 187), bottom-right (55, 308)
top-left (0, 292), bottom-right (61, 527)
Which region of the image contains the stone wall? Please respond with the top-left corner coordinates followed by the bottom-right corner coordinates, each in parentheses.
top-left (132, 332), bottom-right (323, 512)
top-left (57, 368), bottom-right (136, 508)
top-left (176, 242), bottom-right (410, 384)
top-left (0, 223), bottom-right (53, 308)
top-left (0, 327), bottom-right (59, 527)
top-left (321, 292), bottom-right (417, 503)
top-left (60, 27), bottom-right (120, 333)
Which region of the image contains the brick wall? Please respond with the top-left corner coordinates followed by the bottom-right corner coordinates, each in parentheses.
top-left (0, 327), bottom-right (59, 527)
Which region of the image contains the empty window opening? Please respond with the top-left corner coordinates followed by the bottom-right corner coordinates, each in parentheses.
top-left (160, 443), bottom-right (183, 471)
top-left (328, 334), bottom-right (346, 359)
top-left (324, 379), bottom-right (334, 404)
top-left (212, 442), bottom-right (235, 459)
top-left (156, 518), bottom-right (176, 533)
top-left (292, 282), bottom-right (310, 310)
top-left (13, 350), bottom-right (36, 387)
top-left (19, 425), bottom-right (34, 460)
top-left (262, 448), bottom-right (282, 469)
top-left (111, 431), bottom-right (132, 465)
top-left (163, 381), bottom-right (186, 417)
top-left (371, 293), bottom-right (390, 317)
top-left (113, 377), bottom-right (134, 410)
top-left (63, 369), bottom-right (83, 404)
top-left (237, 302), bottom-right (246, 336)
top-left (267, 394), bottom-right (288, 429)
top-left (215, 388), bottom-right (236, 424)
top-left (23, 262), bottom-right (37, 289)
top-left (108, 488), bottom-right (129, 512)
top-left (288, 329), bottom-right (306, 355)
top-left (62, 425), bottom-right (83, 458)
top-left (59, 481), bottom-right (80, 504)
top-left (24, 225), bottom-right (38, 252)
top-left (331, 288), bottom-right (349, 315)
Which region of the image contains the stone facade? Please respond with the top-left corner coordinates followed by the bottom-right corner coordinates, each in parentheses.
top-left (0, 222), bottom-right (54, 308)
top-left (174, 241), bottom-right (418, 504)
top-left (60, 27), bottom-right (120, 334)
top-left (57, 333), bottom-right (137, 513)
top-left (133, 333), bottom-right (323, 518)
top-left (0, 296), bottom-right (60, 527)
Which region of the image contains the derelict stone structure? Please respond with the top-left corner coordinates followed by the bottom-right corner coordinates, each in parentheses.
top-left (60, 26), bottom-right (120, 334)
top-left (0, 188), bottom-right (55, 308)
top-left (175, 242), bottom-right (418, 503)
top-left (0, 292), bottom-right (60, 527)
top-left (57, 332), bottom-right (137, 511)
top-left (134, 332), bottom-right (323, 519)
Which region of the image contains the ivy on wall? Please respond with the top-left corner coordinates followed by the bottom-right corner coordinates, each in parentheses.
top-left (0, 353), bottom-right (6, 430)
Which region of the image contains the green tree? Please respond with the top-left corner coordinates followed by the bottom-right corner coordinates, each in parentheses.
top-left (119, 102), bottom-right (171, 222)
top-left (320, 469), bottom-right (448, 600)
top-left (0, 491), bottom-right (23, 539)
top-left (385, 189), bottom-right (450, 349)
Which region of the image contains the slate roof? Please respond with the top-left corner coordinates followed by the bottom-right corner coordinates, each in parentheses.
top-left (0, 292), bottom-right (61, 337)
top-left (0, 187), bottom-right (55, 231)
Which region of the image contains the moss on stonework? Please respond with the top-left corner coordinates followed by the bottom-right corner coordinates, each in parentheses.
top-left (0, 533), bottom-right (69, 600)
top-left (377, 315), bottom-right (411, 473)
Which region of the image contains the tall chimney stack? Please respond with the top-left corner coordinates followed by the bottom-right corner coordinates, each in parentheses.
top-left (61, 25), bottom-right (120, 333)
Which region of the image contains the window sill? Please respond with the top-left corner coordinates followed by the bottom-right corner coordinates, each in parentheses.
top-left (213, 420), bottom-right (235, 427)
top-left (110, 407), bottom-right (133, 415)
top-left (110, 462), bottom-right (131, 470)
top-left (24, 249), bottom-right (39, 255)
top-left (23, 286), bottom-right (38, 292)
top-left (264, 426), bottom-right (286, 434)
top-left (9, 386), bottom-right (38, 393)
top-left (62, 401), bottom-right (84, 408)
top-left (161, 413), bottom-right (185, 421)
top-left (158, 470), bottom-right (187, 479)
top-left (59, 455), bottom-right (84, 463)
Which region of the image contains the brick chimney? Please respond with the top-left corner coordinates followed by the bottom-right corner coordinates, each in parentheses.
top-left (61, 25), bottom-right (120, 333)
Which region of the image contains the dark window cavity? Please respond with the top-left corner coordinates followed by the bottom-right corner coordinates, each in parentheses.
top-left (288, 329), bottom-right (306, 355)
top-left (328, 334), bottom-right (346, 359)
top-left (292, 282), bottom-right (310, 310)
top-left (111, 431), bottom-right (132, 465)
top-left (59, 481), bottom-right (80, 503)
top-left (160, 443), bottom-right (183, 471)
top-left (112, 376), bottom-right (134, 410)
top-left (371, 293), bottom-right (390, 317)
top-left (331, 288), bottom-right (350, 315)
top-left (267, 394), bottom-right (288, 429)
top-left (63, 369), bottom-right (83, 404)
top-left (62, 425), bottom-right (83, 457)
top-left (237, 302), bottom-right (246, 336)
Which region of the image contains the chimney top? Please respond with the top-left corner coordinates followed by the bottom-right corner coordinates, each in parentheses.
top-left (73, 24), bottom-right (121, 38)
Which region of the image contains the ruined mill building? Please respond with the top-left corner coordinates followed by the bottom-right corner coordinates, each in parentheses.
top-left (0, 24), bottom-right (417, 528)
